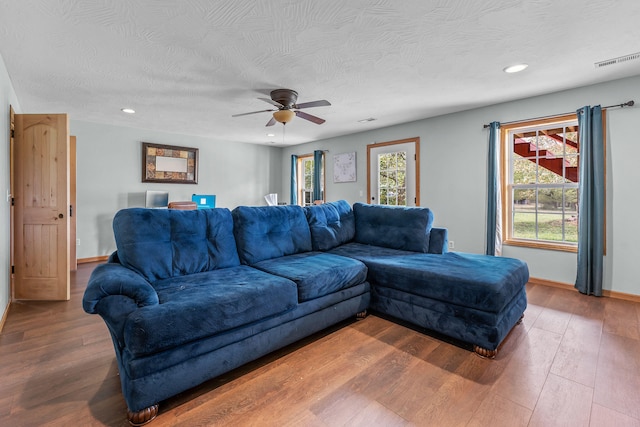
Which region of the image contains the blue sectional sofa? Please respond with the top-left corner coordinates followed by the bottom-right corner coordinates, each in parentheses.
top-left (83, 200), bottom-right (528, 425)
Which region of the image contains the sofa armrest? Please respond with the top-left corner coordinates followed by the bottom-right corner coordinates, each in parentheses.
top-left (428, 227), bottom-right (449, 254)
top-left (82, 263), bottom-right (159, 314)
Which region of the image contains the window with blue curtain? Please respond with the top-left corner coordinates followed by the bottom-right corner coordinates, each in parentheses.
top-left (292, 151), bottom-right (325, 206)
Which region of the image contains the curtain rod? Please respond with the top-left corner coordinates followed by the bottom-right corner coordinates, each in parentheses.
top-left (482, 100), bottom-right (634, 129)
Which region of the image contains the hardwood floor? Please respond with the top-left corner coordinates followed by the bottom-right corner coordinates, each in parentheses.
top-left (1, 262), bottom-right (639, 426)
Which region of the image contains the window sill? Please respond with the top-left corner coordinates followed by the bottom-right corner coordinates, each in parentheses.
top-left (504, 239), bottom-right (578, 253)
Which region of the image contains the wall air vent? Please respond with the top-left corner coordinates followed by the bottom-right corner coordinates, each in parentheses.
top-left (595, 52), bottom-right (640, 68)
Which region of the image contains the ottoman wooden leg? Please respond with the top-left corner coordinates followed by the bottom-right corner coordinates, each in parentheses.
top-left (356, 310), bottom-right (368, 320)
top-left (474, 313), bottom-right (524, 359)
top-left (128, 404), bottom-right (159, 426)
top-left (473, 346), bottom-right (498, 359)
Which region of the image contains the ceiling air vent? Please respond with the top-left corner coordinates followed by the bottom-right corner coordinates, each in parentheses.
top-left (595, 52), bottom-right (640, 68)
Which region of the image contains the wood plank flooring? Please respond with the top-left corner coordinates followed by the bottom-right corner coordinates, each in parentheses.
top-left (1, 262), bottom-right (639, 426)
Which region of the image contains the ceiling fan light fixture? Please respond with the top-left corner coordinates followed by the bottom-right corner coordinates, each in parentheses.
top-left (273, 109), bottom-right (295, 124)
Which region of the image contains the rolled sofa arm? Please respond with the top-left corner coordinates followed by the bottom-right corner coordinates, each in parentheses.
top-left (428, 227), bottom-right (449, 254)
top-left (83, 263), bottom-right (159, 314)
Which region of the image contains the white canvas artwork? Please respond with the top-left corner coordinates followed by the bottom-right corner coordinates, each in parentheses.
top-left (333, 152), bottom-right (357, 183)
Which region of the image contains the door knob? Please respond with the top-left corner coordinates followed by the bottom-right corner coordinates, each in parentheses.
top-left (58, 213), bottom-right (64, 219)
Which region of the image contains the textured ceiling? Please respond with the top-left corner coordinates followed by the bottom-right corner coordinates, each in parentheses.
top-left (1, 0), bottom-right (639, 146)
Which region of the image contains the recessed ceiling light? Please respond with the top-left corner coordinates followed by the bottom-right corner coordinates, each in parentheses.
top-left (267, 133), bottom-right (275, 137)
top-left (121, 108), bottom-right (136, 114)
top-left (503, 64), bottom-right (528, 73)
top-left (358, 118), bottom-right (377, 123)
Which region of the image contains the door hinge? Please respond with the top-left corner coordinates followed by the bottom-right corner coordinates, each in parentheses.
top-left (10, 128), bottom-right (15, 138)
top-left (11, 197), bottom-right (15, 206)
top-left (11, 265), bottom-right (15, 274)
top-left (414, 154), bottom-right (416, 161)
top-left (414, 197), bottom-right (417, 203)
top-left (70, 204), bottom-right (73, 217)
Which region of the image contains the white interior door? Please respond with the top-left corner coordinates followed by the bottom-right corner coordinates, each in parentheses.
top-left (368, 139), bottom-right (419, 207)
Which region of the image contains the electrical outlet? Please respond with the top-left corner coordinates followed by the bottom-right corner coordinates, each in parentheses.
top-left (76, 239), bottom-right (81, 246)
top-left (448, 240), bottom-right (455, 250)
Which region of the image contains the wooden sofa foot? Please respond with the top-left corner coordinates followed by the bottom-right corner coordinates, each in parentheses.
top-left (356, 310), bottom-right (368, 320)
top-left (128, 404), bottom-right (159, 426)
top-left (473, 346), bottom-right (497, 359)
top-left (473, 313), bottom-right (524, 359)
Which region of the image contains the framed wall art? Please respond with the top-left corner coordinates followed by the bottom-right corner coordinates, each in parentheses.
top-left (333, 151), bottom-right (357, 183)
top-left (142, 142), bottom-right (198, 184)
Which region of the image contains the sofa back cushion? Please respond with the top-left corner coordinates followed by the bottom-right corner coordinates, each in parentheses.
top-left (304, 200), bottom-right (355, 251)
top-left (232, 205), bottom-right (312, 264)
top-left (113, 208), bottom-right (240, 282)
top-left (353, 202), bottom-right (434, 252)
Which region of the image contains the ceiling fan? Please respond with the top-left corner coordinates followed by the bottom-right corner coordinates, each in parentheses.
top-left (232, 89), bottom-right (331, 126)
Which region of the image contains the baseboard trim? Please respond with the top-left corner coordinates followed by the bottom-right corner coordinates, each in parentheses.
top-left (78, 256), bottom-right (109, 264)
top-left (529, 277), bottom-right (640, 303)
top-left (0, 301), bottom-right (10, 333)
top-left (528, 277), bottom-right (573, 290)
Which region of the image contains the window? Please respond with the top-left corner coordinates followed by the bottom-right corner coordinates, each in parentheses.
top-left (502, 115), bottom-right (580, 251)
top-left (297, 153), bottom-right (324, 206)
top-left (378, 151), bottom-right (407, 206)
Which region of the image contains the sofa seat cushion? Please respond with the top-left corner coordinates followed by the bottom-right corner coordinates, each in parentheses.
top-left (331, 244), bottom-right (528, 314)
top-left (123, 266), bottom-right (298, 357)
top-left (251, 252), bottom-right (368, 302)
top-left (330, 242), bottom-right (417, 259)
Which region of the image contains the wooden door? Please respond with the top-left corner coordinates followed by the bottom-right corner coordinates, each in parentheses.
top-left (367, 138), bottom-right (420, 207)
top-left (14, 114), bottom-right (70, 300)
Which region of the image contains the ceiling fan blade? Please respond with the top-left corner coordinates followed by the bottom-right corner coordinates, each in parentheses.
top-left (295, 110), bottom-right (325, 124)
top-left (294, 100), bottom-right (331, 109)
top-left (259, 97), bottom-right (284, 108)
top-left (232, 109), bottom-right (275, 117)
top-left (266, 117), bottom-right (277, 127)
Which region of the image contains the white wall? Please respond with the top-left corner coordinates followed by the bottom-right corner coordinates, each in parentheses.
top-left (0, 54), bottom-right (21, 323)
top-left (281, 76), bottom-right (640, 296)
top-left (71, 120), bottom-right (282, 259)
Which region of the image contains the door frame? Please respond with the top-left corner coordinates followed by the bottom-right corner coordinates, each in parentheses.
top-left (10, 110), bottom-right (77, 296)
top-left (9, 106), bottom-right (15, 299)
top-left (69, 136), bottom-right (77, 271)
top-left (367, 137), bottom-right (420, 206)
